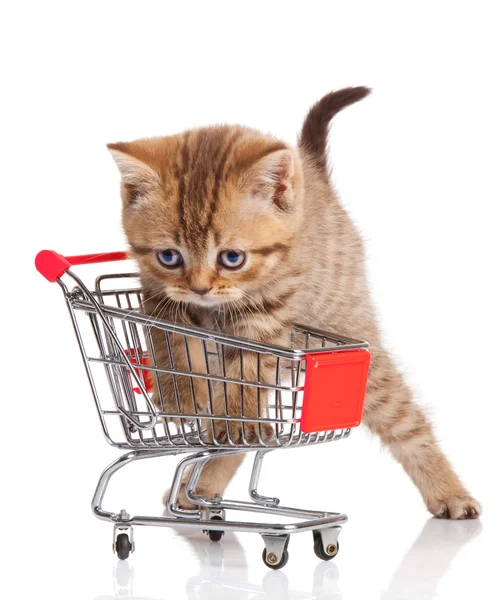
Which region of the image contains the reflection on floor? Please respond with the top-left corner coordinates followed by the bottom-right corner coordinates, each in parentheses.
top-left (95, 517), bottom-right (482, 600)
top-left (381, 518), bottom-right (482, 600)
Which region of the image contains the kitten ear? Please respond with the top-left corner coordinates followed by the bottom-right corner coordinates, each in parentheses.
top-left (246, 149), bottom-right (296, 210)
top-left (107, 142), bottom-right (161, 206)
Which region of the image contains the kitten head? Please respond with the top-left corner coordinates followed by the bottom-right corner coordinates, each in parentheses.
top-left (108, 126), bottom-right (304, 308)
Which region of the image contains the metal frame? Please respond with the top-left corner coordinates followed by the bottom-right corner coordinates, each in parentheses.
top-left (92, 448), bottom-right (347, 534)
top-left (54, 267), bottom-right (368, 567)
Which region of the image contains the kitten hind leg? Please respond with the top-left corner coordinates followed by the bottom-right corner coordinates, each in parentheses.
top-left (363, 347), bottom-right (481, 520)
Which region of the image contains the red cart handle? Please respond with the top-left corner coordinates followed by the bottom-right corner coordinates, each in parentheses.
top-left (35, 250), bottom-right (128, 282)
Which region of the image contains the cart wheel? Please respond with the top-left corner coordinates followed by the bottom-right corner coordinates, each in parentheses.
top-left (207, 515), bottom-right (224, 542)
top-left (313, 531), bottom-right (339, 561)
top-left (262, 547), bottom-right (289, 570)
top-left (116, 533), bottom-right (132, 560)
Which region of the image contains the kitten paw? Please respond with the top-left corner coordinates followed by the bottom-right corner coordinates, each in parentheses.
top-left (162, 483), bottom-right (197, 510)
top-left (429, 495), bottom-right (482, 520)
top-left (213, 420), bottom-right (274, 445)
top-left (163, 481), bottom-right (225, 510)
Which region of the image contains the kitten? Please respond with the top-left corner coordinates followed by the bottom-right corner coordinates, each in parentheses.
top-left (108, 87), bottom-right (480, 519)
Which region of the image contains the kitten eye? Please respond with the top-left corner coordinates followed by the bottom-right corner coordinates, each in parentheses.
top-left (219, 249), bottom-right (246, 269)
top-left (157, 249), bottom-right (183, 268)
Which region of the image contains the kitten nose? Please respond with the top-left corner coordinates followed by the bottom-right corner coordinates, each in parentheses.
top-left (190, 286), bottom-right (212, 296)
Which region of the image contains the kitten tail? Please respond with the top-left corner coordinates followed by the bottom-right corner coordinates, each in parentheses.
top-left (299, 86), bottom-right (371, 175)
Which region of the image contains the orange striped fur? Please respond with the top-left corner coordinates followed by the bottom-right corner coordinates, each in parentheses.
top-left (109, 88), bottom-right (480, 519)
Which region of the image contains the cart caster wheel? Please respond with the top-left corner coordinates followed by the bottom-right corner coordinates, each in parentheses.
top-left (262, 548), bottom-right (289, 570)
top-left (313, 531), bottom-right (339, 561)
top-left (261, 534), bottom-right (290, 570)
top-left (116, 533), bottom-right (132, 560)
top-left (207, 515), bottom-right (224, 542)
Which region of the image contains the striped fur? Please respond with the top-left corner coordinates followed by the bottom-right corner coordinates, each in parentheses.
top-left (109, 90), bottom-right (480, 519)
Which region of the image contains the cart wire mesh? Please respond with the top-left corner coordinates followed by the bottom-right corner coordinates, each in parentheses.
top-left (63, 272), bottom-right (368, 450)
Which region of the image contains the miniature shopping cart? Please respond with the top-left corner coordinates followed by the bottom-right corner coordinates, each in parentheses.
top-left (36, 249), bottom-right (371, 570)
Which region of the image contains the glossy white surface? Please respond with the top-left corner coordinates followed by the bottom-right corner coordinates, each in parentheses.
top-left (2, 2), bottom-right (499, 598)
top-left (4, 423), bottom-right (497, 599)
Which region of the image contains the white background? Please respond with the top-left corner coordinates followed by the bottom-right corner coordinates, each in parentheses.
top-left (2, 2), bottom-right (499, 599)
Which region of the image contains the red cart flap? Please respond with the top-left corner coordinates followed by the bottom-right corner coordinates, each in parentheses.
top-left (300, 350), bottom-right (370, 433)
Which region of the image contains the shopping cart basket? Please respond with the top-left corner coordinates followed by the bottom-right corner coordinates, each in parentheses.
top-left (36, 249), bottom-right (371, 569)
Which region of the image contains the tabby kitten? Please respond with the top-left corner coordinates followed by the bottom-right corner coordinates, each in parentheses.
top-left (108, 87), bottom-right (480, 519)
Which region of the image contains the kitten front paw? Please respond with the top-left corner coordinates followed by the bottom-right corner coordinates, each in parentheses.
top-left (162, 486), bottom-right (188, 510)
top-left (163, 482), bottom-right (222, 510)
top-left (162, 483), bottom-right (197, 510)
top-left (429, 495), bottom-right (482, 520)
top-left (213, 420), bottom-right (274, 445)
